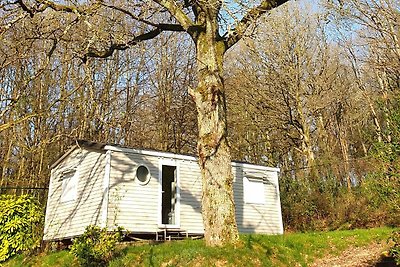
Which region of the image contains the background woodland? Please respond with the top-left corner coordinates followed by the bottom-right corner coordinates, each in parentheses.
top-left (1, 0), bottom-right (399, 231)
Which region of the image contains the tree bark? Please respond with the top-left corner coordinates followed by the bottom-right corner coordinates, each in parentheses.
top-left (338, 123), bottom-right (351, 191)
top-left (295, 90), bottom-right (317, 179)
top-left (190, 25), bottom-right (239, 246)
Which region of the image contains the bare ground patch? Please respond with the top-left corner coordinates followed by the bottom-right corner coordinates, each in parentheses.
top-left (311, 242), bottom-right (392, 267)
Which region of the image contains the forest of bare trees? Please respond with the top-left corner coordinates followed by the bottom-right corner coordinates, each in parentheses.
top-left (0, 0), bottom-right (399, 237)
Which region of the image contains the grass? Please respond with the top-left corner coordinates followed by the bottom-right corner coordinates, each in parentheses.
top-left (5, 251), bottom-right (75, 267)
top-left (4, 227), bottom-right (397, 267)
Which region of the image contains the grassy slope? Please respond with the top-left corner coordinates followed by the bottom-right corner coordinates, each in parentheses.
top-left (5, 227), bottom-right (396, 267)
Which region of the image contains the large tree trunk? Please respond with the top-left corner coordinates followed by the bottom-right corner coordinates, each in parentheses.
top-left (295, 92), bottom-right (317, 180)
top-left (337, 124), bottom-right (351, 191)
top-left (190, 25), bottom-right (239, 246)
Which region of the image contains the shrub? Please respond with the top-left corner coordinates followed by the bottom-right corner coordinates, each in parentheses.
top-left (362, 175), bottom-right (400, 226)
top-left (70, 225), bottom-right (124, 267)
top-left (389, 230), bottom-right (400, 265)
top-left (280, 168), bottom-right (400, 231)
top-left (0, 194), bottom-right (43, 262)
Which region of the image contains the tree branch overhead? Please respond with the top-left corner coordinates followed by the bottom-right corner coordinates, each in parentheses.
top-left (152, 0), bottom-right (195, 31)
top-left (224, 0), bottom-right (290, 49)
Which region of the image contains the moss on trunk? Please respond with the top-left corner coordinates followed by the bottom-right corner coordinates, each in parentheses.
top-left (191, 30), bottom-right (239, 246)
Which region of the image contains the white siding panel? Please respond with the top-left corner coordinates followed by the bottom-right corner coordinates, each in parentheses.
top-left (44, 148), bottom-right (106, 240)
top-left (179, 160), bottom-right (283, 235)
top-left (179, 160), bottom-right (204, 233)
top-left (107, 152), bottom-right (160, 232)
top-left (233, 165), bottom-right (283, 234)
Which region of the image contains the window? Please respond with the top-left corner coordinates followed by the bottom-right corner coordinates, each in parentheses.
top-left (136, 165), bottom-right (151, 185)
top-left (243, 176), bottom-right (265, 204)
top-left (61, 169), bottom-right (78, 202)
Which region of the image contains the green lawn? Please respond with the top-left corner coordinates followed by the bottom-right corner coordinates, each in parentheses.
top-left (4, 227), bottom-right (396, 267)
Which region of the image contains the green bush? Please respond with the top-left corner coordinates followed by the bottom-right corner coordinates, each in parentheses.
top-left (279, 161), bottom-right (400, 232)
top-left (361, 174), bottom-right (400, 226)
top-left (70, 225), bottom-right (124, 267)
top-left (389, 230), bottom-right (400, 265)
top-left (0, 194), bottom-right (43, 262)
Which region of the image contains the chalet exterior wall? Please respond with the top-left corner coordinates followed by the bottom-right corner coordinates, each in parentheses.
top-left (107, 151), bottom-right (160, 232)
top-left (44, 148), bottom-right (106, 240)
top-left (44, 143), bottom-right (283, 240)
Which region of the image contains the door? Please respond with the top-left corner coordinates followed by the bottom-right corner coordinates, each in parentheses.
top-left (161, 165), bottom-right (178, 225)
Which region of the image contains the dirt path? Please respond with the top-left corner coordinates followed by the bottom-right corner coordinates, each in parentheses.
top-left (311, 242), bottom-right (394, 267)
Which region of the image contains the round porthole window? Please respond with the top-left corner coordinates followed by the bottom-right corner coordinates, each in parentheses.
top-left (136, 165), bottom-right (150, 185)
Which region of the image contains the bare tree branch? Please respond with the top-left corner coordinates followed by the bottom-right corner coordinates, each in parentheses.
top-left (152, 0), bottom-right (195, 31)
top-left (15, 0), bottom-right (97, 17)
top-left (101, 3), bottom-right (190, 32)
top-left (15, 0), bottom-right (35, 17)
top-left (34, 0), bottom-right (87, 14)
top-left (224, 0), bottom-right (290, 49)
top-left (82, 28), bottom-right (164, 62)
top-left (14, 0), bottom-right (197, 62)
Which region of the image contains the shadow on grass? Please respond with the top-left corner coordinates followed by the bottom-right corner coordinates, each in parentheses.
top-left (375, 256), bottom-right (397, 267)
top-left (243, 234), bottom-right (290, 266)
top-left (112, 240), bottom-right (167, 267)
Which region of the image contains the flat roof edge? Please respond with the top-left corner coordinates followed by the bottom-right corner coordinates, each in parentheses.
top-left (105, 145), bottom-right (280, 172)
top-left (50, 145), bottom-right (78, 169)
top-left (104, 145), bottom-right (197, 161)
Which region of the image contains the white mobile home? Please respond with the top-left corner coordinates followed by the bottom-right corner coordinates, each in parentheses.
top-left (44, 140), bottom-right (283, 240)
